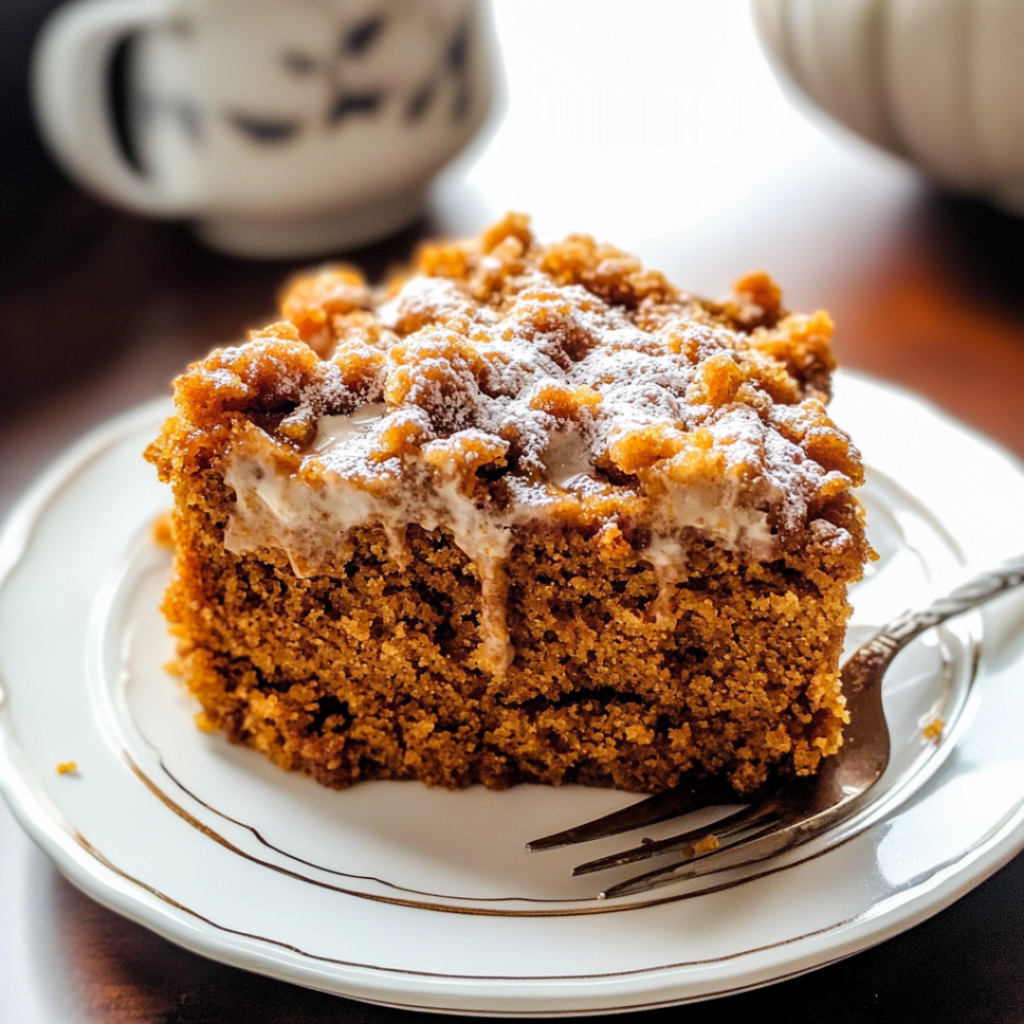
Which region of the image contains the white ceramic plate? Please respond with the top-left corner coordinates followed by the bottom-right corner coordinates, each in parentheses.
top-left (2, 372), bottom-right (1023, 1016)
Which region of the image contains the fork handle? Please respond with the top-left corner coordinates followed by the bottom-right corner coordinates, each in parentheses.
top-left (860, 554), bottom-right (1024, 662)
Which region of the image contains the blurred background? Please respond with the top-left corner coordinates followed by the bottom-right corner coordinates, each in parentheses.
top-left (1, 1), bottom-right (1023, 1022)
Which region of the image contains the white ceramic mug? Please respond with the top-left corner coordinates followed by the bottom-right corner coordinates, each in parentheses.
top-left (32, 0), bottom-right (495, 256)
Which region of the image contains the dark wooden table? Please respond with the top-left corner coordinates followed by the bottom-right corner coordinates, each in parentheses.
top-left (2, 4), bottom-right (1022, 1021)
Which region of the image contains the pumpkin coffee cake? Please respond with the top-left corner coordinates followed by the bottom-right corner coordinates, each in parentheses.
top-left (147, 214), bottom-right (870, 795)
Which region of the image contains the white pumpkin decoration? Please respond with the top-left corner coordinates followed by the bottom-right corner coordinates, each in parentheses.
top-left (752, 0), bottom-right (1024, 213)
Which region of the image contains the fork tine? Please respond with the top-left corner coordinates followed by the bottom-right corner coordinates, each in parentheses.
top-left (571, 794), bottom-right (783, 876)
top-left (595, 799), bottom-right (853, 900)
top-left (526, 778), bottom-right (737, 852)
top-left (597, 817), bottom-right (795, 900)
top-left (599, 771), bottom-right (880, 898)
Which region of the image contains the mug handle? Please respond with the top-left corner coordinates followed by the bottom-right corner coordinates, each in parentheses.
top-left (31, 0), bottom-right (184, 216)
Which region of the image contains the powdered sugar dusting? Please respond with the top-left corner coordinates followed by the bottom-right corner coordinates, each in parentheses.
top-left (294, 268), bottom-right (849, 540)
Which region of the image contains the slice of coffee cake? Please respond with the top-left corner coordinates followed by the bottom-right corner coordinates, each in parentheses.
top-left (147, 214), bottom-right (870, 794)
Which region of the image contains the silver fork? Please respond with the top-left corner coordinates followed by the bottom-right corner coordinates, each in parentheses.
top-left (527, 555), bottom-right (1024, 899)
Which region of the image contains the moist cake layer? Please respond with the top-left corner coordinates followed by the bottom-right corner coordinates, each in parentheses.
top-left (148, 214), bottom-right (870, 793)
